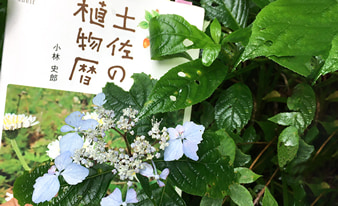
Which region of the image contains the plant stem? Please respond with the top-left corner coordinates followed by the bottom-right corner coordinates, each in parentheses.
top-left (10, 139), bottom-right (30, 171)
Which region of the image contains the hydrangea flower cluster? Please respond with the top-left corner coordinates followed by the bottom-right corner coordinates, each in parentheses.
top-left (33, 93), bottom-right (205, 205)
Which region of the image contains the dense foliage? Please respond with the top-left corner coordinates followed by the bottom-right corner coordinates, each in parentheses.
top-left (1, 0), bottom-right (337, 205)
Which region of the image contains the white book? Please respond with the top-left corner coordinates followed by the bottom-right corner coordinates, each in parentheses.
top-left (0, 0), bottom-right (204, 143)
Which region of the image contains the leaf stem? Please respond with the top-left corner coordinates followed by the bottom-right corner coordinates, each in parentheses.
top-left (10, 139), bottom-right (30, 171)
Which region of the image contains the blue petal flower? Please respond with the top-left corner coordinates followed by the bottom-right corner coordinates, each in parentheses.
top-left (32, 152), bottom-right (89, 203)
top-left (32, 173), bottom-right (60, 203)
top-left (140, 162), bottom-right (169, 187)
top-left (59, 133), bottom-right (83, 155)
top-left (164, 122), bottom-right (205, 161)
top-left (93, 93), bottom-right (106, 106)
top-left (60, 111), bottom-right (98, 132)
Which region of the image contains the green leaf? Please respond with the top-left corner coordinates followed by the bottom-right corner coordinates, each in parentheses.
top-left (229, 183), bottom-right (253, 206)
top-left (139, 59), bottom-right (227, 117)
top-left (200, 196), bottom-right (223, 206)
top-left (241, 0), bottom-right (338, 77)
top-left (210, 18), bottom-right (222, 44)
top-left (252, 0), bottom-right (276, 8)
top-left (221, 26), bottom-right (252, 46)
top-left (234, 148), bottom-right (251, 167)
top-left (14, 163), bottom-right (115, 206)
top-left (136, 179), bottom-right (186, 206)
top-left (201, 0), bottom-right (249, 30)
top-left (215, 130), bottom-right (236, 165)
top-left (155, 131), bottom-right (236, 199)
top-left (262, 187), bottom-right (278, 206)
top-left (269, 83), bottom-right (316, 131)
top-left (287, 83), bottom-right (316, 128)
top-left (314, 35), bottom-right (338, 81)
top-left (286, 139), bottom-right (314, 174)
top-left (215, 83), bottom-right (253, 133)
top-left (103, 73), bottom-right (156, 118)
top-left (145, 10), bottom-right (153, 22)
top-left (268, 112), bottom-right (306, 131)
top-left (138, 20), bottom-right (149, 29)
top-left (234, 167), bottom-right (261, 184)
top-left (277, 126), bottom-right (300, 168)
top-left (149, 14), bottom-right (221, 66)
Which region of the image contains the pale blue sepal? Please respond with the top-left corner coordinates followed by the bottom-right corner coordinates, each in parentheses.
top-left (93, 93), bottom-right (106, 106)
top-left (139, 163), bottom-right (154, 177)
top-left (55, 151), bottom-right (72, 171)
top-left (59, 133), bottom-right (83, 154)
top-left (164, 139), bottom-right (183, 161)
top-left (100, 188), bottom-right (123, 206)
top-left (32, 174), bottom-right (60, 203)
top-left (80, 119), bottom-right (99, 131)
top-left (61, 163), bottom-right (89, 185)
top-left (160, 168), bottom-right (170, 180)
top-left (183, 122), bottom-right (204, 143)
top-left (125, 189), bottom-right (138, 203)
top-left (183, 139), bottom-right (199, 161)
top-left (60, 125), bottom-right (74, 132)
top-left (64, 111), bottom-right (84, 128)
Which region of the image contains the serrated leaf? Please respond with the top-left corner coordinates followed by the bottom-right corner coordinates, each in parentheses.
top-left (262, 187), bottom-right (278, 206)
top-left (155, 131), bottom-right (236, 199)
top-left (234, 148), bottom-right (251, 167)
top-left (241, 0), bottom-right (338, 77)
top-left (277, 126), bottom-right (300, 168)
top-left (215, 83), bottom-right (253, 133)
top-left (136, 179), bottom-right (186, 206)
top-left (210, 18), bottom-right (222, 44)
top-left (149, 14), bottom-right (221, 66)
top-left (234, 167), bottom-right (261, 184)
top-left (139, 59), bottom-right (227, 118)
top-left (201, 0), bottom-right (249, 30)
top-left (103, 73), bottom-right (156, 117)
top-left (14, 163), bottom-right (115, 206)
top-left (229, 183), bottom-right (253, 206)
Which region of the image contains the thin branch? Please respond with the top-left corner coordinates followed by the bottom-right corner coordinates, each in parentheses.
top-left (249, 136), bottom-right (277, 170)
top-left (310, 193), bottom-right (323, 206)
top-left (313, 130), bottom-right (337, 160)
top-left (253, 168), bottom-right (279, 205)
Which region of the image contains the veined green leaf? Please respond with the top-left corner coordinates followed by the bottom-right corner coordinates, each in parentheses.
top-left (269, 83), bottom-right (316, 132)
top-left (277, 126), bottom-right (300, 168)
top-left (287, 83), bottom-right (316, 128)
top-left (215, 130), bottom-right (236, 165)
top-left (155, 131), bottom-right (236, 199)
top-left (13, 163), bottom-right (115, 206)
top-left (215, 83), bottom-right (253, 133)
top-left (241, 0), bottom-right (338, 77)
top-left (314, 34), bottom-right (338, 81)
top-left (210, 18), bottom-right (222, 44)
top-left (234, 167), bottom-right (261, 184)
top-left (229, 183), bottom-right (253, 206)
top-left (201, 0), bottom-right (249, 30)
top-left (200, 196), bottom-right (223, 206)
top-left (139, 59), bottom-right (227, 118)
top-left (149, 14), bottom-right (221, 66)
top-left (262, 187), bottom-right (278, 206)
top-left (135, 179), bottom-right (186, 206)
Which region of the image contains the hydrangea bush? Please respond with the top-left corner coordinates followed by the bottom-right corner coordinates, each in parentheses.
top-left (4, 0), bottom-right (338, 205)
